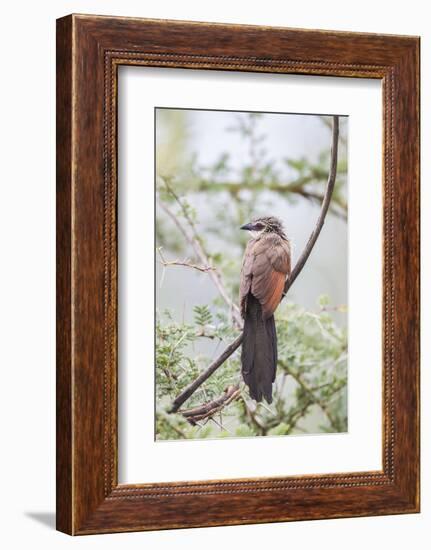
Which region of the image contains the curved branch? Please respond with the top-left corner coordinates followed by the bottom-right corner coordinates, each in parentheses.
top-left (169, 334), bottom-right (243, 412)
top-left (180, 384), bottom-right (241, 424)
top-left (283, 115), bottom-right (339, 295)
top-left (169, 116), bottom-right (340, 414)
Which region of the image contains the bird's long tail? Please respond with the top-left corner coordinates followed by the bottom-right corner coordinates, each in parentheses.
top-left (241, 294), bottom-right (277, 404)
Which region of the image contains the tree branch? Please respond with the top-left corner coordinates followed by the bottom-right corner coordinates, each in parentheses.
top-left (169, 334), bottom-right (243, 412)
top-left (286, 367), bottom-right (343, 431)
top-left (157, 247), bottom-right (215, 273)
top-left (180, 384), bottom-right (241, 424)
top-left (189, 174), bottom-right (347, 218)
top-left (169, 116), bottom-right (340, 413)
top-left (319, 115), bottom-right (347, 146)
top-left (282, 115), bottom-right (339, 296)
top-left (158, 178), bottom-right (243, 327)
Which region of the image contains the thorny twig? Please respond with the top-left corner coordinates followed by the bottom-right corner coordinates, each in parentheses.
top-left (157, 180), bottom-right (243, 328)
top-left (157, 247), bottom-right (215, 273)
top-left (179, 385), bottom-right (241, 424)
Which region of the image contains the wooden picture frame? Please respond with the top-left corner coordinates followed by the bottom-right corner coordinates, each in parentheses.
top-left (56, 14), bottom-right (420, 535)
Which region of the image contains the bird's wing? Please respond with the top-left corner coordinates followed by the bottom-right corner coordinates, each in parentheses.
top-left (250, 234), bottom-right (291, 319)
top-left (239, 239), bottom-right (255, 318)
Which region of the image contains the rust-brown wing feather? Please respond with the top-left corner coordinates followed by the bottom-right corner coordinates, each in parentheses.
top-left (240, 233), bottom-right (291, 319)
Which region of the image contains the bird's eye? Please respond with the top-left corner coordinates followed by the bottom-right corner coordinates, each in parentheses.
top-left (255, 223), bottom-right (264, 230)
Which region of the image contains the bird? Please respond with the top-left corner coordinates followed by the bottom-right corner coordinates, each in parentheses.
top-left (239, 216), bottom-right (291, 403)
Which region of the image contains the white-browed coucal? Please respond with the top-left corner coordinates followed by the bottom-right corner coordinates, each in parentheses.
top-left (239, 216), bottom-right (291, 403)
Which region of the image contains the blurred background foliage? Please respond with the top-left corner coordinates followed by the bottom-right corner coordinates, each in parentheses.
top-left (155, 109), bottom-right (348, 440)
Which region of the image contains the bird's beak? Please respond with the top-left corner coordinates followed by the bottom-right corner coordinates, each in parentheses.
top-left (240, 223), bottom-right (254, 231)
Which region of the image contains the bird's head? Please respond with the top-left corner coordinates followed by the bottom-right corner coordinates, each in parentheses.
top-left (240, 216), bottom-right (286, 239)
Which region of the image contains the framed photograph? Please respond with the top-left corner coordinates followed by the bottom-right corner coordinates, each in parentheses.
top-left (56, 14), bottom-right (420, 535)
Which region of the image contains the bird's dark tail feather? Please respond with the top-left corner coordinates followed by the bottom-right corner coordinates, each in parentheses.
top-left (241, 294), bottom-right (277, 404)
